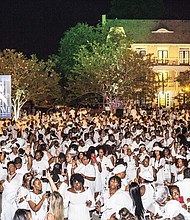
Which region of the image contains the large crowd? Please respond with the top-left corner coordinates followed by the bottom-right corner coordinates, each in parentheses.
top-left (0, 106), bottom-right (190, 220)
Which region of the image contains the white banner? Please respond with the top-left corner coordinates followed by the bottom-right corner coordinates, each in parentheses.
top-left (0, 75), bottom-right (11, 118)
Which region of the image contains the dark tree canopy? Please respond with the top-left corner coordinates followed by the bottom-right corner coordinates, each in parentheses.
top-left (108, 0), bottom-right (165, 19)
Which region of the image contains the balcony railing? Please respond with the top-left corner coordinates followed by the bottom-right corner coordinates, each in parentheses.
top-left (152, 58), bottom-right (190, 66)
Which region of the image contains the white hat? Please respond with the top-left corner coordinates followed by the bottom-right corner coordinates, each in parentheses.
top-left (81, 124), bottom-right (88, 129)
top-left (140, 154), bottom-right (150, 163)
top-left (112, 164), bottom-right (126, 175)
top-left (176, 155), bottom-right (186, 160)
top-left (67, 121), bottom-right (73, 127)
top-left (139, 170), bottom-right (154, 181)
top-left (68, 149), bottom-right (77, 156)
top-left (152, 146), bottom-right (163, 151)
top-left (1, 146), bottom-right (12, 153)
top-left (11, 143), bottom-right (19, 148)
top-left (139, 144), bottom-right (146, 149)
top-left (163, 200), bottom-right (182, 218)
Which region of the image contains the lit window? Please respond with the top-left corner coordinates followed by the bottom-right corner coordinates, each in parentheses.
top-left (179, 48), bottom-right (189, 65)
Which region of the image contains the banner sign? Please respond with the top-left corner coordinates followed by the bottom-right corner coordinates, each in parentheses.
top-left (0, 75), bottom-right (11, 118)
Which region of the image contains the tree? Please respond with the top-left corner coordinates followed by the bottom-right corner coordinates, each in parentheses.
top-left (56, 23), bottom-right (108, 74)
top-left (68, 32), bottom-right (158, 111)
top-left (175, 70), bottom-right (190, 107)
top-left (0, 49), bottom-right (62, 120)
top-left (54, 22), bottom-right (116, 103)
top-left (55, 20), bottom-right (134, 104)
top-left (109, 0), bottom-right (164, 19)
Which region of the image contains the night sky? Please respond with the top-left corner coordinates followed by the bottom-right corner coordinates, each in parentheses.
top-left (0, 0), bottom-right (190, 59)
top-left (0, 0), bottom-right (111, 59)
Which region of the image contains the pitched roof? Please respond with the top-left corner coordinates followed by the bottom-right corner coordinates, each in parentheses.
top-left (108, 19), bottom-right (190, 44)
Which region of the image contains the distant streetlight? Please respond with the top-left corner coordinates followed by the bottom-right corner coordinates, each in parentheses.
top-left (184, 87), bottom-right (189, 92)
top-left (183, 86), bottom-right (189, 105)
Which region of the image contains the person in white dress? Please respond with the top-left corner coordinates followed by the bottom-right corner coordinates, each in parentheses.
top-left (16, 172), bottom-right (33, 209)
top-left (150, 145), bottom-right (165, 185)
top-left (123, 147), bottom-right (138, 182)
top-left (111, 164), bottom-right (128, 191)
top-left (136, 155), bottom-right (156, 183)
top-left (89, 150), bottom-right (102, 198)
top-left (96, 175), bottom-right (133, 220)
top-left (32, 150), bottom-right (49, 177)
top-left (176, 168), bottom-right (190, 207)
top-left (96, 146), bottom-right (114, 190)
top-left (175, 156), bottom-right (188, 182)
top-left (27, 177), bottom-right (48, 220)
top-left (72, 152), bottom-right (96, 195)
top-left (64, 173), bottom-right (94, 220)
top-left (129, 182), bottom-right (145, 219)
top-left (163, 147), bottom-right (174, 183)
top-left (139, 169), bottom-right (155, 212)
top-left (0, 161), bottom-right (23, 220)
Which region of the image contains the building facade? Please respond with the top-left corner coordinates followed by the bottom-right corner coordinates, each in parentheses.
top-left (109, 19), bottom-right (190, 108)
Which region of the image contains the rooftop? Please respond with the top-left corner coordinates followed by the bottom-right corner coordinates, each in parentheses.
top-left (108, 19), bottom-right (190, 44)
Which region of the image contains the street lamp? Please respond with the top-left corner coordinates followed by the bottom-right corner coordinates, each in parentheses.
top-left (183, 86), bottom-right (189, 105)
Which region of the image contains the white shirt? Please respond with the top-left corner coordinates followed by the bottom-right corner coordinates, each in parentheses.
top-left (32, 159), bottom-right (49, 176)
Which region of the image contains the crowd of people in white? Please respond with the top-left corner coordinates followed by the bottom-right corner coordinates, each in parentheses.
top-left (0, 106), bottom-right (190, 220)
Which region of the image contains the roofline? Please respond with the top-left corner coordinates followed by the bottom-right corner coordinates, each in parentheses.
top-left (132, 43), bottom-right (190, 45)
top-left (107, 19), bottom-right (190, 22)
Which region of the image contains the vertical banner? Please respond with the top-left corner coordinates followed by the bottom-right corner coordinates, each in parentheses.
top-left (0, 75), bottom-right (11, 118)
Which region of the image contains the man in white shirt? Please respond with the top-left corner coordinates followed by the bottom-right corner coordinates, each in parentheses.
top-left (176, 168), bottom-right (190, 205)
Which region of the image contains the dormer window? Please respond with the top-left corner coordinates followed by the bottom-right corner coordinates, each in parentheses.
top-left (136, 48), bottom-right (146, 56)
top-left (152, 28), bottom-right (174, 34)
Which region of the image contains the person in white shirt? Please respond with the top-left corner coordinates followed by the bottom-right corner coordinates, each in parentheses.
top-left (96, 175), bottom-right (133, 220)
top-left (16, 172), bottom-right (33, 210)
top-left (0, 161), bottom-right (23, 220)
top-left (160, 131), bottom-right (174, 148)
top-left (176, 168), bottom-right (190, 206)
top-left (27, 177), bottom-right (48, 220)
top-left (0, 130), bottom-right (8, 142)
top-left (32, 150), bottom-right (49, 177)
top-left (83, 133), bottom-right (94, 151)
top-left (14, 154), bottom-right (32, 176)
top-left (16, 131), bottom-right (26, 149)
top-left (9, 144), bottom-right (20, 161)
top-left (96, 146), bottom-right (114, 190)
top-left (72, 152), bottom-right (96, 195)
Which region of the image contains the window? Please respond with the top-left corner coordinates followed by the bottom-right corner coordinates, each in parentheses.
top-left (157, 50), bottom-right (168, 64)
top-left (136, 48), bottom-right (146, 56)
top-left (166, 92), bottom-right (170, 107)
top-left (158, 91), bottom-right (170, 107)
top-left (158, 71), bottom-right (169, 87)
top-left (179, 48), bottom-right (189, 65)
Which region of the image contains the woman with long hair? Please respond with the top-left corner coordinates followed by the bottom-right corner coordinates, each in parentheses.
top-left (175, 156), bottom-right (188, 181)
top-left (16, 172), bottom-right (33, 209)
top-left (129, 182), bottom-right (144, 220)
top-left (138, 170), bottom-right (155, 212)
top-left (46, 191), bottom-right (64, 220)
top-left (88, 148), bottom-right (102, 199)
top-left (150, 143), bottom-right (165, 185)
top-left (163, 147), bottom-right (175, 183)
